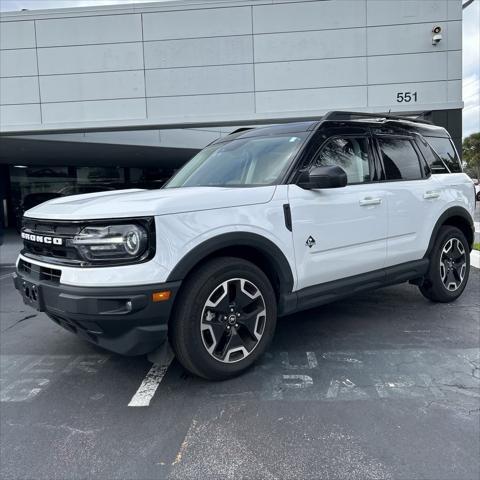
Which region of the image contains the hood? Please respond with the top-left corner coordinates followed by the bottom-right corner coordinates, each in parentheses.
top-left (24, 186), bottom-right (276, 220)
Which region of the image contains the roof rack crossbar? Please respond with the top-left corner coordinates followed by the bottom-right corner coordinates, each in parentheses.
top-left (320, 110), bottom-right (433, 125)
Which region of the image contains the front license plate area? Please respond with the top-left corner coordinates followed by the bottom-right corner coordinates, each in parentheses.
top-left (20, 280), bottom-right (44, 311)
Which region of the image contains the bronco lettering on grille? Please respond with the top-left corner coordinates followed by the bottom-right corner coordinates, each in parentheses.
top-left (21, 232), bottom-right (63, 245)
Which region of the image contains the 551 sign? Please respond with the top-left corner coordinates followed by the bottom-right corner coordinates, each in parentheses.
top-left (396, 92), bottom-right (418, 103)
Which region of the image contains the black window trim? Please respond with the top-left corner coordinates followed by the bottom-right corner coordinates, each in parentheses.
top-left (373, 133), bottom-right (427, 183)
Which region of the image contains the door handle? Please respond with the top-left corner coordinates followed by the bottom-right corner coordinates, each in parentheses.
top-left (359, 197), bottom-right (382, 206)
top-left (423, 191), bottom-right (440, 199)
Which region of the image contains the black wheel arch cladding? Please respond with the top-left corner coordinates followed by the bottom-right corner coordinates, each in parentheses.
top-left (425, 206), bottom-right (474, 256)
top-left (166, 232), bottom-right (295, 297)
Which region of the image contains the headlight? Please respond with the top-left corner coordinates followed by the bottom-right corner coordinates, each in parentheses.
top-left (70, 224), bottom-right (149, 263)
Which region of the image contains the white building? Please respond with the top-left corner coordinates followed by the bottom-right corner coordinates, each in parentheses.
top-left (0, 0), bottom-right (463, 229)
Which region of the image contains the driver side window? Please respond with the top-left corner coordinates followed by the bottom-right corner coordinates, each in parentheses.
top-left (313, 137), bottom-right (371, 184)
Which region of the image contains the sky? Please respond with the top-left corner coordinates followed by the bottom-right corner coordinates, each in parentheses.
top-left (0, 0), bottom-right (479, 138)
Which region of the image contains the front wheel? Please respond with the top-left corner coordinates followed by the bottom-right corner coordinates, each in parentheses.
top-left (169, 257), bottom-right (277, 380)
top-left (419, 226), bottom-right (470, 302)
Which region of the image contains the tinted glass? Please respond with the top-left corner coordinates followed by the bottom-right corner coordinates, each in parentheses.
top-left (378, 137), bottom-right (422, 181)
top-left (416, 138), bottom-right (446, 174)
top-left (426, 137), bottom-right (462, 173)
top-left (314, 137), bottom-right (371, 184)
top-left (166, 134), bottom-right (306, 188)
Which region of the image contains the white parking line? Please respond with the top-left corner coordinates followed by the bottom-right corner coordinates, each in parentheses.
top-left (128, 344), bottom-right (174, 407)
top-left (471, 250), bottom-right (480, 269)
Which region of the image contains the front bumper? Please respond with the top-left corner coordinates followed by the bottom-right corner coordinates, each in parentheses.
top-left (13, 270), bottom-right (181, 356)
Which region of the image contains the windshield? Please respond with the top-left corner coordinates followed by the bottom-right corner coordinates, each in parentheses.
top-left (165, 134), bottom-right (307, 188)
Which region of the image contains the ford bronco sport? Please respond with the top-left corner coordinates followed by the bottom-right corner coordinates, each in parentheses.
top-left (14, 111), bottom-right (476, 380)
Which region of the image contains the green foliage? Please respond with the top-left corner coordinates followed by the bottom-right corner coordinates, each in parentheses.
top-left (463, 132), bottom-right (480, 179)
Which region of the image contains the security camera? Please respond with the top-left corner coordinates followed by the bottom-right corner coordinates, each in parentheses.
top-left (432, 26), bottom-right (442, 45)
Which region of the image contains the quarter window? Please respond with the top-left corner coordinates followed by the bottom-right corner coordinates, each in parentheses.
top-left (378, 137), bottom-right (422, 181)
top-left (425, 137), bottom-right (462, 173)
top-left (314, 137), bottom-right (371, 184)
top-left (416, 139), bottom-right (444, 174)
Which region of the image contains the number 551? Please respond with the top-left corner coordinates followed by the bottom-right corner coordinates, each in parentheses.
top-left (396, 92), bottom-right (418, 103)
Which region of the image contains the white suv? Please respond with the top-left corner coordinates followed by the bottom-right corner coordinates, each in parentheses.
top-left (14, 111), bottom-right (476, 380)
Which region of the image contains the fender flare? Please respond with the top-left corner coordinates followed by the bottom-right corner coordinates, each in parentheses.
top-left (166, 232), bottom-right (295, 294)
top-left (424, 206), bottom-right (474, 257)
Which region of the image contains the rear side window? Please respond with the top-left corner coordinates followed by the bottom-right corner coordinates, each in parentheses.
top-left (425, 137), bottom-right (462, 173)
top-left (377, 137), bottom-right (423, 181)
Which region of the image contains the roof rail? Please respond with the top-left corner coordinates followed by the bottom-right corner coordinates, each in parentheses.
top-left (228, 127), bottom-right (255, 135)
top-left (321, 110), bottom-right (433, 125)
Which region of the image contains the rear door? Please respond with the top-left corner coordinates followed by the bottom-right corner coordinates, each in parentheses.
top-left (288, 128), bottom-right (388, 290)
top-left (374, 134), bottom-right (440, 266)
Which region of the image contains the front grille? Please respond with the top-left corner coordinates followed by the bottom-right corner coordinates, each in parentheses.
top-left (18, 259), bottom-right (61, 284)
top-left (21, 219), bottom-right (83, 264)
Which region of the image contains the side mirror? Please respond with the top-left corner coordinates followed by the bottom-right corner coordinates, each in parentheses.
top-left (298, 165), bottom-right (347, 190)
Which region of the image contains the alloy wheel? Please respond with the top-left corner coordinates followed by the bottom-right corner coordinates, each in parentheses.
top-left (440, 237), bottom-right (467, 291)
top-left (200, 278), bottom-right (266, 363)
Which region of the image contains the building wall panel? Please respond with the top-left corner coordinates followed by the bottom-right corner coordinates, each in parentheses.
top-left (144, 36), bottom-right (252, 69)
top-left (256, 86), bottom-right (367, 113)
top-left (446, 20), bottom-right (462, 50)
top-left (146, 64), bottom-right (254, 97)
top-left (367, 22), bottom-right (459, 56)
top-left (148, 93), bottom-right (255, 118)
top-left (0, 104), bottom-right (41, 125)
top-left (447, 50), bottom-right (462, 79)
top-left (39, 71), bottom-right (145, 102)
top-left (35, 14), bottom-right (142, 47)
top-left (253, 0), bottom-right (366, 33)
top-left (0, 49), bottom-right (37, 77)
top-left (447, 0), bottom-right (463, 20)
top-left (0, 21), bottom-right (35, 49)
top-left (254, 29), bottom-right (366, 63)
top-left (367, 0), bottom-right (448, 26)
top-left (142, 7), bottom-right (251, 41)
top-left (447, 80), bottom-right (462, 102)
top-left (0, 76), bottom-right (39, 105)
top-left (255, 57), bottom-right (367, 91)
top-left (368, 51), bottom-right (447, 84)
top-left (37, 43), bottom-right (144, 75)
top-left (42, 98), bottom-right (146, 123)
top-left (368, 81), bottom-right (448, 107)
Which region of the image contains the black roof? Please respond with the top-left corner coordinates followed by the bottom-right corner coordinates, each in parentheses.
top-left (212, 111), bottom-right (449, 144)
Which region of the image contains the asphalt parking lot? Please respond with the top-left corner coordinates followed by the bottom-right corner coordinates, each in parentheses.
top-left (1, 260), bottom-right (479, 480)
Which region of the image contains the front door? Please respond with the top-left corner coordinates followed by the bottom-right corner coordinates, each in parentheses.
top-left (288, 133), bottom-right (388, 290)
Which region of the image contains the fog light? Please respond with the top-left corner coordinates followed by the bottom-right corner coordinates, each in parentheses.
top-left (152, 291), bottom-right (171, 302)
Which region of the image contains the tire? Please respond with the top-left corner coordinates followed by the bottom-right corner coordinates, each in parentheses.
top-left (419, 226), bottom-right (470, 303)
top-left (476, 191), bottom-right (480, 202)
top-left (169, 256), bottom-right (277, 380)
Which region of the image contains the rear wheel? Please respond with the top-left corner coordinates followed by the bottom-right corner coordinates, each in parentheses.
top-left (169, 257), bottom-right (277, 380)
top-left (419, 226), bottom-right (470, 302)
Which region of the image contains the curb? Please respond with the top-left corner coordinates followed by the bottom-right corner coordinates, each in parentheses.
top-left (471, 250), bottom-right (480, 269)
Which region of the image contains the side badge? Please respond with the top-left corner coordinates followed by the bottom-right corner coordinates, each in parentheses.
top-left (306, 236), bottom-right (316, 248)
